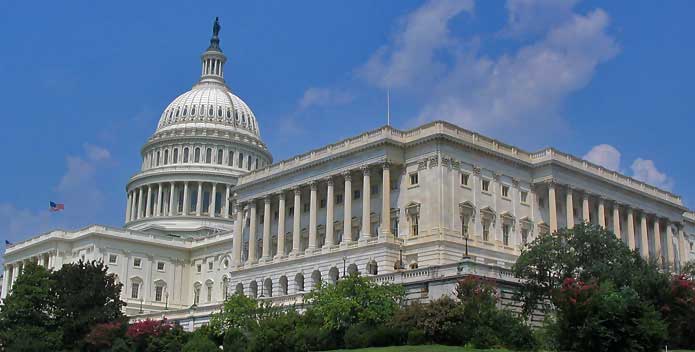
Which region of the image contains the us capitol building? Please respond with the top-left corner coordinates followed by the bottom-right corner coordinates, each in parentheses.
top-left (2, 21), bottom-right (694, 328)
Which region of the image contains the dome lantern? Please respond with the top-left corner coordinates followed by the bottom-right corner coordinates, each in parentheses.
top-left (199, 17), bottom-right (227, 86)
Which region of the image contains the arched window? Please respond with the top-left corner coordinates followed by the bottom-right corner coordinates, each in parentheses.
top-left (228, 151), bottom-right (234, 166)
top-left (183, 106), bottom-right (188, 116)
top-left (238, 153), bottom-right (244, 168)
top-left (226, 109), bottom-right (231, 119)
top-left (156, 151), bottom-right (161, 166)
top-left (247, 155), bottom-right (252, 171)
top-left (217, 149), bottom-right (223, 165)
top-left (183, 148), bottom-right (189, 163)
top-left (255, 158), bottom-right (259, 170)
top-left (279, 276), bottom-right (288, 295)
top-left (154, 280), bottom-right (167, 302)
top-left (163, 149), bottom-right (169, 165)
top-left (173, 148), bottom-right (179, 163)
top-left (295, 273), bottom-right (305, 292)
top-left (194, 148), bottom-right (200, 163)
top-left (218, 107), bottom-right (223, 117)
top-left (208, 106), bottom-right (214, 116)
top-left (206, 148), bottom-right (212, 164)
top-left (130, 277), bottom-right (143, 300)
top-left (191, 105), bottom-right (196, 115)
top-left (175, 108), bottom-right (180, 117)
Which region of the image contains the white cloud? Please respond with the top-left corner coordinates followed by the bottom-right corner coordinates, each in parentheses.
top-left (501, 0), bottom-right (579, 37)
top-left (299, 88), bottom-right (354, 110)
top-left (0, 203), bottom-right (53, 242)
top-left (583, 144), bottom-right (675, 191)
top-left (631, 158), bottom-right (674, 191)
top-left (360, 0), bottom-right (474, 89)
top-left (358, 0), bottom-right (619, 137)
top-left (84, 143), bottom-right (111, 161)
top-left (583, 144), bottom-right (621, 171)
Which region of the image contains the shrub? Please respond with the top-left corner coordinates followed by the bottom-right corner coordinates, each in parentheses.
top-left (84, 320), bottom-right (127, 351)
top-left (406, 329), bottom-right (427, 345)
top-left (182, 334), bottom-right (218, 352)
top-left (553, 279), bottom-right (666, 352)
top-left (246, 311), bottom-right (302, 352)
top-left (223, 327), bottom-right (248, 352)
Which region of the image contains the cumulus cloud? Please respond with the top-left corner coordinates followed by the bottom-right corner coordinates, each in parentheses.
top-left (84, 143), bottom-right (111, 161)
top-left (358, 0), bottom-right (619, 136)
top-left (583, 144), bottom-right (675, 191)
top-left (583, 144), bottom-right (621, 171)
top-left (631, 158), bottom-right (674, 191)
top-left (299, 87), bottom-right (354, 110)
top-left (0, 203), bottom-right (54, 242)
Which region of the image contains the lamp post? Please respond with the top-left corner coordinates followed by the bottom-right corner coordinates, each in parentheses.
top-left (342, 256), bottom-right (347, 278)
top-left (164, 292), bottom-right (169, 310)
top-left (463, 228), bottom-right (470, 259)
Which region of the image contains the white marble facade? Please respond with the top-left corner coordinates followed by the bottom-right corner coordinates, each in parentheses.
top-left (3, 25), bottom-right (694, 326)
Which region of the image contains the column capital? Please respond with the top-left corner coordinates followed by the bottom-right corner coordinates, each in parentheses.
top-left (382, 161), bottom-right (391, 169)
top-left (566, 184), bottom-right (574, 192)
top-left (309, 181), bottom-right (318, 190)
top-left (544, 179), bottom-right (556, 188)
top-left (511, 177), bottom-right (519, 187)
top-left (342, 171), bottom-right (352, 180)
top-left (276, 191), bottom-right (286, 200)
top-left (582, 191), bottom-right (591, 199)
top-left (248, 199), bottom-right (258, 208)
top-left (292, 185), bottom-right (301, 194)
top-left (361, 165), bottom-right (371, 176)
top-left (325, 177), bottom-right (334, 186)
top-left (264, 195), bottom-right (272, 204)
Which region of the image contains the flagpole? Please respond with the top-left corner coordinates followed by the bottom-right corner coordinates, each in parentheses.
top-left (387, 89), bottom-right (391, 126)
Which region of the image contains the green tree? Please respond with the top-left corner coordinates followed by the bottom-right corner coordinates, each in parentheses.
top-left (209, 292), bottom-right (275, 334)
top-left (0, 263), bottom-right (63, 351)
top-left (51, 260), bottom-right (125, 349)
top-left (512, 223), bottom-right (666, 315)
top-left (304, 274), bottom-right (405, 333)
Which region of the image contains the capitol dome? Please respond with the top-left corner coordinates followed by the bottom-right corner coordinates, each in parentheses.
top-left (156, 83), bottom-right (260, 137)
top-left (124, 18), bottom-right (272, 237)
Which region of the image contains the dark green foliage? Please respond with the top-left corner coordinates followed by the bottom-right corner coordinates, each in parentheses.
top-left (51, 260), bottom-right (125, 349)
top-left (389, 277), bottom-right (536, 350)
top-left (0, 263), bottom-right (62, 351)
top-left (223, 327), bottom-right (248, 352)
top-left (182, 334), bottom-right (218, 352)
top-left (554, 281), bottom-right (666, 352)
top-left (246, 310), bottom-right (303, 352)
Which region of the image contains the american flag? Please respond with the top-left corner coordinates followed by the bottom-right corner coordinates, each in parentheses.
top-left (49, 201), bottom-right (65, 212)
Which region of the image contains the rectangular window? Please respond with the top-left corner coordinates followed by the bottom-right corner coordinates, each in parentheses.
top-left (320, 199), bottom-right (326, 208)
top-left (520, 191), bottom-right (528, 204)
top-left (155, 286), bottom-right (163, 302)
top-left (274, 211), bottom-right (279, 220)
top-left (503, 224), bottom-right (510, 246)
top-left (521, 229), bottom-right (529, 244)
top-left (336, 194), bottom-right (344, 204)
top-left (289, 207), bottom-right (294, 216)
top-left (370, 185), bottom-right (379, 195)
top-left (410, 214), bottom-right (419, 236)
top-left (303, 203), bottom-right (310, 212)
top-left (502, 185), bottom-right (510, 198)
top-left (157, 262), bottom-right (165, 271)
top-left (208, 261), bottom-right (213, 271)
top-left (133, 258), bottom-right (142, 268)
top-left (131, 283), bottom-right (139, 299)
top-left (207, 286), bottom-right (212, 302)
top-left (462, 216), bottom-right (469, 238)
top-left (483, 222), bottom-right (490, 241)
top-left (196, 264), bottom-right (202, 273)
top-left (354, 190), bottom-right (361, 200)
top-left (108, 254), bottom-right (118, 264)
top-left (409, 173), bottom-right (419, 186)
top-left (461, 173), bottom-right (470, 186)
top-left (391, 214), bottom-right (399, 235)
top-left (482, 179), bottom-right (490, 192)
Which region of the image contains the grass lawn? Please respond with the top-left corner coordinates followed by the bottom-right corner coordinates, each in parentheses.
top-left (326, 346), bottom-right (511, 352)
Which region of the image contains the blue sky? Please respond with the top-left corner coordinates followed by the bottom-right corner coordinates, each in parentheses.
top-left (1, 0), bottom-right (694, 254)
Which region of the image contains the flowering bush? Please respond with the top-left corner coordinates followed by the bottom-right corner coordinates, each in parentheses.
top-left (84, 320), bottom-right (126, 351)
top-left (126, 318), bottom-right (173, 340)
top-left (662, 274), bottom-right (695, 348)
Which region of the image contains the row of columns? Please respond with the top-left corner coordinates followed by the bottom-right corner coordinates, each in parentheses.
top-left (232, 163), bottom-right (393, 267)
top-left (546, 182), bottom-right (689, 270)
top-left (2, 251), bottom-right (57, 299)
top-left (125, 181), bottom-right (232, 223)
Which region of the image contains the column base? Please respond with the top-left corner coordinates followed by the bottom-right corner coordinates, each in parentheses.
top-left (358, 234), bottom-right (372, 244)
top-left (321, 244), bottom-right (334, 254)
top-left (259, 256), bottom-right (272, 264)
top-left (273, 254), bottom-right (285, 261)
